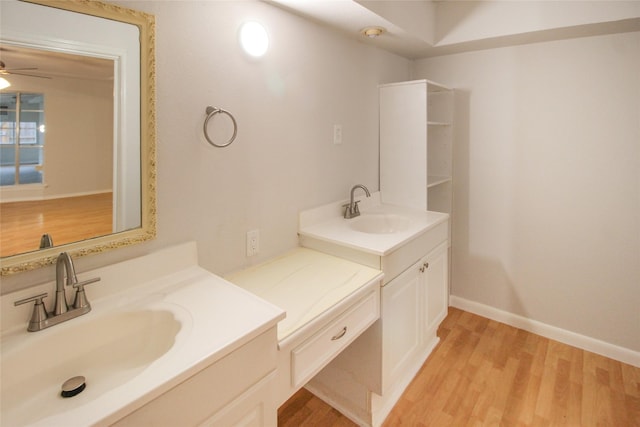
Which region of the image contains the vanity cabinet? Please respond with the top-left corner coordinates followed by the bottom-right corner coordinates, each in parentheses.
top-left (199, 372), bottom-right (276, 427)
top-left (112, 328), bottom-right (279, 427)
top-left (379, 79), bottom-right (454, 215)
top-left (381, 258), bottom-right (422, 392)
top-left (423, 241), bottom-right (449, 339)
top-left (224, 248), bottom-right (383, 407)
top-left (382, 241), bottom-right (448, 394)
top-left (303, 220), bottom-right (449, 426)
top-left (288, 289), bottom-right (380, 392)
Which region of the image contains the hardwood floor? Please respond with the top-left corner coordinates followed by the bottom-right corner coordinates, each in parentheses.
top-left (0, 193), bottom-right (112, 257)
top-left (278, 308), bottom-right (640, 426)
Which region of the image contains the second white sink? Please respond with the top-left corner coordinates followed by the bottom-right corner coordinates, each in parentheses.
top-left (349, 213), bottom-right (411, 234)
top-left (298, 192), bottom-right (449, 256)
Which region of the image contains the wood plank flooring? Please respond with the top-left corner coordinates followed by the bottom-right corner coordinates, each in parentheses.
top-left (0, 193), bottom-right (112, 257)
top-left (278, 308), bottom-right (640, 426)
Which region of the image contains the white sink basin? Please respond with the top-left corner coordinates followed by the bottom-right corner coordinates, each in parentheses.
top-left (299, 193), bottom-right (450, 255)
top-left (1, 309), bottom-right (181, 426)
top-left (349, 213), bottom-right (411, 234)
top-left (0, 243), bottom-right (284, 426)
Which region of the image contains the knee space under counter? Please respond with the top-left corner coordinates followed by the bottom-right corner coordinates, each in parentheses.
top-left (225, 247), bottom-right (383, 405)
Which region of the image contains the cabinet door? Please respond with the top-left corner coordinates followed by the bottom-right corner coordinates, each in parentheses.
top-left (423, 243), bottom-right (449, 339)
top-left (381, 262), bottom-right (421, 392)
top-left (199, 373), bottom-right (277, 427)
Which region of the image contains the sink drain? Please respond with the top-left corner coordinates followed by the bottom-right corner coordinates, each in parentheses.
top-left (61, 376), bottom-right (86, 398)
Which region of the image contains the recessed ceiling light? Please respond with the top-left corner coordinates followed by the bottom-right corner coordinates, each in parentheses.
top-left (361, 27), bottom-right (385, 38)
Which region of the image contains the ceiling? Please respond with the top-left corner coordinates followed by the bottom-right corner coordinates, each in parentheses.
top-left (269, 0), bottom-right (437, 59)
top-left (0, 44), bottom-right (113, 82)
top-left (2, 1), bottom-right (638, 77)
top-left (267, 0), bottom-right (640, 59)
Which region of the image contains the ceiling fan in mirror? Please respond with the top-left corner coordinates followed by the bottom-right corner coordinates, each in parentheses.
top-left (0, 59), bottom-right (51, 80)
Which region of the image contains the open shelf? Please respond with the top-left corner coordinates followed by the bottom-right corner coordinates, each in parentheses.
top-left (426, 79), bottom-right (451, 92)
top-left (427, 175), bottom-right (452, 188)
top-left (380, 79), bottom-right (454, 215)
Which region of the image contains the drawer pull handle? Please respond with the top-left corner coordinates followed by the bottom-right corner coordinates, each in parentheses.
top-left (331, 326), bottom-right (347, 341)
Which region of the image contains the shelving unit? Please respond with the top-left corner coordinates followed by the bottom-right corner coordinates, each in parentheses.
top-left (379, 79), bottom-right (454, 215)
top-left (427, 176), bottom-right (451, 188)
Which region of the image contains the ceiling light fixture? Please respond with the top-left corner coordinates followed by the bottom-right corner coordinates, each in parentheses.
top-left (239, 21), bottom-right (269, 58)
top-left (0, 77), bottom-right (11, 90)
top-left (361, 27), bottom-right (385, 38)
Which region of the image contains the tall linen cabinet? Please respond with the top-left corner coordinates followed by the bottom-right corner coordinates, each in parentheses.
top-left (379, 79), bottom-right (454, 216)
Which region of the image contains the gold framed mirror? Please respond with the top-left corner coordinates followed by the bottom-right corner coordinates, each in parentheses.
top-left (0, 0), bottom-right (156, 276)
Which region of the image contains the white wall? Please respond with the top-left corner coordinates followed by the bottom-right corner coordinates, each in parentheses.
top-left (141, 0), bottom-right (409, 274)
top-left (413, 31), bottom-right (640, 353)
top-left (45, 77), bottom-right (114, 198)
top-left (4, 74), bottom-right (113, 199)
top-left (1, 1), bottom-right (410, 291)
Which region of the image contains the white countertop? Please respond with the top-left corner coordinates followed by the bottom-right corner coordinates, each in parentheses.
top-left (1, 243), bottom-right (285, 427)
top-left (226, 248), bottom-right (383, 344)
top-left (298, 193), bottom-right (449, 256)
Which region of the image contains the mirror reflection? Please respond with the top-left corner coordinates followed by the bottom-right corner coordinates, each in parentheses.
top-left (0, 0), bottom-right (156, 276)
top-left (0, 46), bottom-right (118, 257)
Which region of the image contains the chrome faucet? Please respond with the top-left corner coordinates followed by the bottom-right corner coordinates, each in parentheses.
top-left (343, 184), bottom-right (371, 219)
top-left (54, 252), bottom-right (77, 315)
top-left (14, 252), bottom-right (101, 332)
top-left (39, 233), bottom-right (54, 249)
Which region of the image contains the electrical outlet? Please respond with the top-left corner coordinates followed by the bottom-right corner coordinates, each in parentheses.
top-left (246, 229), bottom-right (259, 256)
top-left (333, 124), bottom-right (342, 145)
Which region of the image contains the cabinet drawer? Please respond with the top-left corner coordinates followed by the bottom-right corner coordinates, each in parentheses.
top-left (382, 219), bottom-right (448, 284)
top-left (291, 289), bottom-right (380, 388)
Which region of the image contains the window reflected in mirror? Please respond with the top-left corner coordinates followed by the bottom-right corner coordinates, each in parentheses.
top-left (0, 92), bottom-right (45, 186)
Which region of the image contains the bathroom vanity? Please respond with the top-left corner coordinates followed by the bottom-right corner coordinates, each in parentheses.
top-left (1, 196), bottom-right (447, 427)
top-left (298, 193), bottom-right (450, 426)
top-left (0, 243), bottom-right (285, 427)
top-left (226, 248), bottom-right (384, 406)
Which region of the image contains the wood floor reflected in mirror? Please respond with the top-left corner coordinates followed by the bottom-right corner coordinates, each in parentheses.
top-left (0, 193), bottom-right (112, 257)
top-left (278, 308), bottom-right (640, 426)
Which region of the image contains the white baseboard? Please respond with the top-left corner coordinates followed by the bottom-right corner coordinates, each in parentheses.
top-left (449, 295), bottom-right (640, 368)
top-left (0, 187), bottom-right (111, 203)
top-left (0, 183), bottom-right (46, 202)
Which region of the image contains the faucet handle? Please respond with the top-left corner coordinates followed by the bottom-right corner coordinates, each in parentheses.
top-left (342, 203), bottom-right (351, 218)
top-left (73, 277), bottom-right (101, 289)
top-left (14, 292), bottom-right (48, 307)
top-left (342, 200), bottom-right (362, 219)
top-left (14, 293), bottom-right (49, 332)
top-left (352, 200), bottom-right (361, 215)
top-left (72, 277), bottom-right (101, 309)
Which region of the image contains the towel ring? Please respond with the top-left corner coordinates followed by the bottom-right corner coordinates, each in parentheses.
top-left (203, 106), bottom-right (237, 148)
